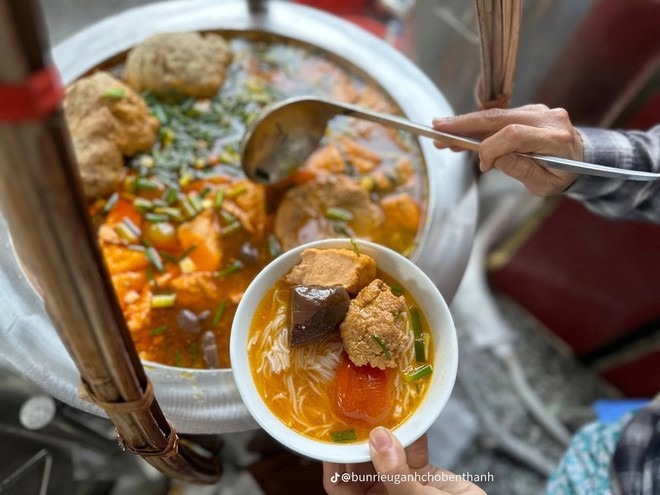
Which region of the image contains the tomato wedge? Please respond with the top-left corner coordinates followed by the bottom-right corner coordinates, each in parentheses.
top-left (332, 353), bottom-right (393, 427)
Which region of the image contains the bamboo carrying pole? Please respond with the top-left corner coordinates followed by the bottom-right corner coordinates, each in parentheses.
top-left (0, 0), bottom-right (220, 483)
top-left (474, 0), bottom-right (522, 109)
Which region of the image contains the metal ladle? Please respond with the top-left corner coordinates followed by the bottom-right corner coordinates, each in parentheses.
top-left (241, 96), bottom-right (660, 183)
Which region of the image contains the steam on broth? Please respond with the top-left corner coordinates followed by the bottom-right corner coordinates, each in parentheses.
top-left (73, 33), bottom-right (427, 369)
top-left (248, 248), bottom-right (434, 443)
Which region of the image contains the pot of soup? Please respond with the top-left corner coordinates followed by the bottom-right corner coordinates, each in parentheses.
top-left (0, 0), bottom-right (476, 433)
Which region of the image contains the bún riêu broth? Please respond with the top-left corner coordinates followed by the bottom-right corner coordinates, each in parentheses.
top-left (79, 34), bottom-right (427, 370)
top-left (247, 248), bottom-right (434, 443)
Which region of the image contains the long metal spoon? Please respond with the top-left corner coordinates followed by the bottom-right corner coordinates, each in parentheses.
top-left (241, 96), bottom-right (660, 183)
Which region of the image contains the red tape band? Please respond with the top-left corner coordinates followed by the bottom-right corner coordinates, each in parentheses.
top-left (0, 65), bottom-right (65, 122)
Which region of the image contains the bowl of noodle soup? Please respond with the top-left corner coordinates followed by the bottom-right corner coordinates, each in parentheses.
top-left (230, 238), bottom-right (458, 462)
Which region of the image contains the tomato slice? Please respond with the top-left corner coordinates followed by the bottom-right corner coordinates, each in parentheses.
top-left (332, 353), bottom-right (393, 427)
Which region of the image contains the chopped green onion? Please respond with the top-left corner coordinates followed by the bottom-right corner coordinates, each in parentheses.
top-left (115, 223), bottom-right (139, 243)
top-left (325, 206), bottom-right (353, 222)
top-left (164, 188), bottom-right (179, 205)
top-left (331, 429), bottom-right (357, 443)
top-left (151, 325), bottom-right (168, 336)
top-left (153, 206), bottom-right (183, 221)
top-left (152, 293), bottom-right (176, 308)
top-left (217, 260), bottom-right (244, 277)
top-left (410, 307), bottom-right (426, 362)
top-left (333, 221), bottom-right (352, 237)
top-left (390, 285), bottom-right (404, 296)
top-left (226, 184), bottom-right (248, 198)
top-left (144, 213), bottom-right (170, 223)
top-left (268, 234), bottom-right (282, 258)
top-left (145, 247), bottom-right (164, 272)
top-left (423, 333), bottom-right (431, 361)
top-left (103, 87), bottom-right (125, 100)
top-left (127, 244), bottom-right (145, 252)
top-left (187, 192), bottom-right (202, 213)
top-left (212, 300), bottom-right (227, 326)
top-left (179, 171), bottom-right (193, 187)
top-left (102, 192), bottom-right (119, 215)
top-left (404, 364), bottom-right (433, 383)
top-left (151, 105), bottom-right (168, 124)
top-left (178, 244), bottom-right (198, 261)
top-left (221, 222), bottom-right (242, 236)
top-left (133, 198), bottom-right (153, 212)
top-left (410, 307), bottom-right (423, 339)
top-left (372, 334), bottom-right (392, 360)
top-left (134, 177), bottom-right (159, 190)
top-left (214, 188), bottom-right (225, 209)
top-left (174, 350), bottom-right (183, 367)
top-left (350, 238), bottom-right (360, 257)
top-left (199, 187), bottom-right (211, 199)
top-left (414, 338), bottom-right (426, 364)
top-left (180, 197), bottom-right (197, 218)
top-left (159, 251), bottom-right (178, 263)
top-left (220, 210), bottom-right (237, 224)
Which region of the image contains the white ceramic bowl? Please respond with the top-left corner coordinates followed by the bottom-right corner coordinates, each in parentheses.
top-left (230, 239), bottom-right (458, 463)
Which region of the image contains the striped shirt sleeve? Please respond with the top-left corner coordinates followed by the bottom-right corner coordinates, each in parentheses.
top-left (565, 125), bottom-right (660, 223)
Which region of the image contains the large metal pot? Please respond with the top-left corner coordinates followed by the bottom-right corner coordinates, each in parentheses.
top-left (0, 0), bottom-right (477, 433)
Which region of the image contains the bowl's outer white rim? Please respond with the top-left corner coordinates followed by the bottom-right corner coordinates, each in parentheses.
top-left (230, 239), bottom-right (458, 463)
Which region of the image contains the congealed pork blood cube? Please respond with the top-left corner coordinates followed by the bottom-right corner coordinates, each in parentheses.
top-left (290, 285), bottom-right (350, 346)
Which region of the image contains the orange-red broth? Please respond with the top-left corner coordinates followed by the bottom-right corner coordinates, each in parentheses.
top-left (247, 271), bottom-right (434, 443)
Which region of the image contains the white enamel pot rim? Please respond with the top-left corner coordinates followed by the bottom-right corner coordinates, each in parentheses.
top-left (0, 0), bottom-right (476, 433)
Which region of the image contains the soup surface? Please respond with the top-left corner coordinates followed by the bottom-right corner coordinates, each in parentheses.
top-left (248, 268), bottom-right (434, 443)
top-left (89, 36), bottom-right (427, 368)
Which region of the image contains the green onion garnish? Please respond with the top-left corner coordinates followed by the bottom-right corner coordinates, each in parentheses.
top-left (217, 260), bottom-right (244, 277)
top-left (145, 247), bottom-right (164, 272)
top-left (134, 177), bottom-right (159, 190)
top-left (404, 364), bottom-right (433, 383)
top-left (102, 192), bottom-right (119, 215)
top-left (325, 206), bottom-right (353, 222)
top-left (220, 210), bottom-right (237, 224)
top-left (187, 192), bottom-right (202, 213)
top-left (212, 300), bottom-right (227, 326)
top-left (153, 206), bottom-right (183, 221)
top-left (331, 429), bottom-right (357, 443)
top-left (390, 285), bottom-right (404, 296)
top-left (152, 293), bottom-right (176, 308)
top-left (410, 307), bottom-right (426, 362)
top-left (159, 251), bottom-right (178, 263)
top-left (133, 198), bottom-right (153, 212)
top-left (103, 87), bottom-right (125, 100)
top-left (174, 350), bottom-right (183, 367)
top-left (199, 187), bottom-right (211, 199)
top-left (144, 213), bottom-right (169, 223)
top-left (164, 188), bottom-right (178, 205)
top-left (410, 307), bottom-right (423, 339)
top-left (127, 244), bottom-right (145, 252)
top-left (115, 223), bottom-right (139, 243)
top-left (221, 222), bottom-right (242, 236)
top-left (268, 234), bottom-right (282, 258)
top-left (372, 334), bottom-right (392, 360)
top-left (151, 325), bottom-right (168, 336)
top-left (226, 184), bottom-right (248, 198)
top-left (414, 338), bottom-right (426, 364)
top-left (214, 189), bottom-right (225, 209)
top-left (180, 197), bottom-right (197, 218)
top-left (350, 238), bottom-right (360, 256)
top-left (178, 244), bottom-right (197, 262)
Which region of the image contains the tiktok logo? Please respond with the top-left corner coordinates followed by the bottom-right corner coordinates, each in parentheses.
top-left (330, 472), bottom-right (340, 484)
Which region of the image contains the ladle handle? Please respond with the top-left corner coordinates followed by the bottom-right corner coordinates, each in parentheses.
top-left (326, 101), bottom-right (660, 182)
